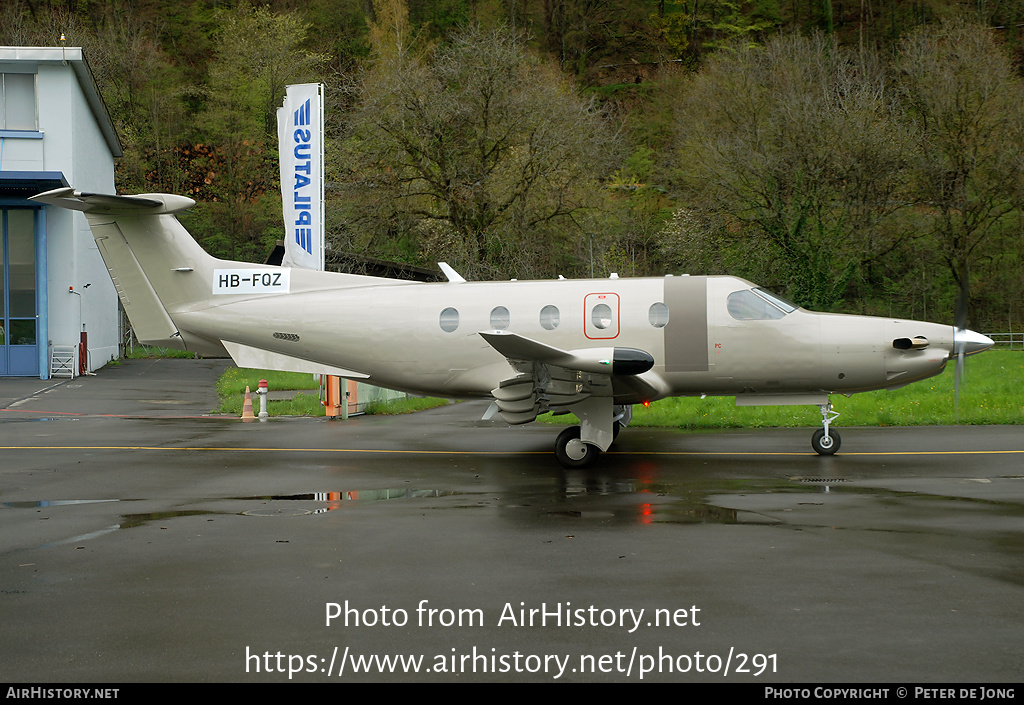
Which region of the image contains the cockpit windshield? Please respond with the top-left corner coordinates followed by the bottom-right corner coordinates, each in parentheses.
top-left (753, 288), bottom-right (797, 313)
top-left (727, 288), bottom-right (798, 320)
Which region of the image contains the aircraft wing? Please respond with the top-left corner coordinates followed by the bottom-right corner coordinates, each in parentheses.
top-left (478, 330), bottom-right (661, 424)
top-left (220, 340), bottom-right (370, 379)
top-left (479, 330), bottom-right (655, 376)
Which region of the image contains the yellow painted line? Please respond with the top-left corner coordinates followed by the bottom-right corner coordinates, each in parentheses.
top-left (822, 450), bottom-right (1024, 456)
top-left (1, 446), bottom-right (1022, 457)
top-left (623, 449), bottom-right (1024, 457)
top-left (0, 445), bottom-right (544, 454)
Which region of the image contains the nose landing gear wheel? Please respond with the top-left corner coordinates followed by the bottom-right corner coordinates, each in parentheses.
top-left (811, 428), bottom-right (840, 455)
top-left (555, 426), bottom-right (600, 469)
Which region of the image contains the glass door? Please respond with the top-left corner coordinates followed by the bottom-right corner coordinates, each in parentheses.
top-left (1, 208), bottom-right (38, 376)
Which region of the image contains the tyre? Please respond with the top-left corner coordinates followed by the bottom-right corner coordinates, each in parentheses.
top-left (811, 428), bottom-right (841, 455)
top-left (555, 426), bottom-right (599, 469)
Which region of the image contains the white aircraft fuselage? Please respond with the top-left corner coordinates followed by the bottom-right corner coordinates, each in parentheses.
top-left (30, 188), bottom-right (992, 467)
top-left (177, 274), bottom-right (954, 401)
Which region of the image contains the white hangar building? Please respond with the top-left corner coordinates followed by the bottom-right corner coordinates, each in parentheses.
top-left (0, 46), bottom-right (121, 378)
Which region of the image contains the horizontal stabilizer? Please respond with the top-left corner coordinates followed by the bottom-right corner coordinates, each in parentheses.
top-left (221, 340), bottom-right (370, 379)
top-left (31, 187), bottom-right (195, 215)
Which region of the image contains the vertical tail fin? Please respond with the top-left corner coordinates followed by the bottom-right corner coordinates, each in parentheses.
top-left (31, 188), bottom-right (221, 353)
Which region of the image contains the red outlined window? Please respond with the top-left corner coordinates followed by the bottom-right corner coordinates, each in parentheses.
top-left (584, 292), bottom-right (619, 339)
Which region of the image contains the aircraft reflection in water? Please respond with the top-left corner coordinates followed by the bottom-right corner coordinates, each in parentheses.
top-left (32, 188), bottom-right (994, 468)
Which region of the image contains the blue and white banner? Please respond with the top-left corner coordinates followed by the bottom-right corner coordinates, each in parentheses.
top-left (277, 83), bottom-right (325, 270)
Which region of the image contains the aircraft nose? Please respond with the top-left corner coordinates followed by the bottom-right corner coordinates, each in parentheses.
top-left (954, 329), bottom-right (995, 357)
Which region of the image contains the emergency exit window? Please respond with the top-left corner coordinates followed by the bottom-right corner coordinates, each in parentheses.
top-left (584, 293), bottom-right (619, 339)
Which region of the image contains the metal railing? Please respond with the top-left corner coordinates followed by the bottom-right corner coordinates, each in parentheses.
top-left (985, 332), bottom-right (1023, 350)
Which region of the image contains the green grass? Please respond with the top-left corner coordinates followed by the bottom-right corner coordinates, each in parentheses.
top-left (217, 390), bottom-right (325, 417)
top-left (543, 350), bottom-right (1023, 429)
top-left (364, 397), bottom-right (451, 415)
top-left (216, 367), bottom-right (320, 398)
top-left (214, 352), bottom-right (1022, 423)
top-left (124, 345), bottom-right (198, 359)
top-left (214, 367), bottom-right (447, 417)
top-left (215, 368), bottom-right (322, 416)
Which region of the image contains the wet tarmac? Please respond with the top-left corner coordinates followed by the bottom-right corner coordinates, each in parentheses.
top-left (1, 359), bottom-right (1023, 682)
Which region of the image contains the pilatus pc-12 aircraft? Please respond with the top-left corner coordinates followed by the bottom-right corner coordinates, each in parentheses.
top-left (32, 187), bottom-right (994, 468)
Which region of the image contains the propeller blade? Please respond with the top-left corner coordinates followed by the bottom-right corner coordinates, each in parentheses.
top-left (955, 262), bottom-right (969, 332)
top-left (953, 265), bottom-right (969, 417)
top-left (954, 337), bottom-right (964, 415)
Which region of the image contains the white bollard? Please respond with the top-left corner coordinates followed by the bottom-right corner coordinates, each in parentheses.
top-left (257, 379), bottom-right (269, 419)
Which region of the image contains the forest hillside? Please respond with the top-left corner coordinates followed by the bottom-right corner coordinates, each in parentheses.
top-left (2, 0), bottom-right (1023, 332)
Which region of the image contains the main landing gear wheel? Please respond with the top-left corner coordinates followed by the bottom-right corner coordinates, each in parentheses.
top-left (555, 426), bottom-right (599, 469)
top-left (811, 428), bottom-right (841, 455)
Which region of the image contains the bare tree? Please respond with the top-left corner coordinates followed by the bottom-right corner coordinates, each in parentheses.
top-left (191, 3), bottom-right (326, 261)
top-left (895, 17), bottom-right (1024, 327)
top-left (336, 21), bottom-right (621, 278)
top-left (673, 32), bottom-right (912, 310)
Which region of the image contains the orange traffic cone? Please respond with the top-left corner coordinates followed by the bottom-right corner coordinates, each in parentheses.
top-left (241, 385), bottom-right (255, 420)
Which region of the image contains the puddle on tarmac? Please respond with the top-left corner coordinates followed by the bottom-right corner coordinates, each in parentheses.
top-left (240, 489), bottom-right (463, 516)
top-left (0, 417), bottom-right (70, 423)
top-left (0, 477), bottom-right (932, 529)
top-left (2, 489), bottom-right (461, 512)
top-left (3, 499), bottom-right (121, 508)
top-left (7, 477), bottom-right (1023, 561)
top-left (3, 490), bottom-right (467, 547)
top-left (2, 489), bottom-right (467, 530)
top-left (119, 510), bottom-right (222, 527)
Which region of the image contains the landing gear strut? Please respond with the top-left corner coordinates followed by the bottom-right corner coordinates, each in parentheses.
top-left (812, 402), bottom-right (841, 455)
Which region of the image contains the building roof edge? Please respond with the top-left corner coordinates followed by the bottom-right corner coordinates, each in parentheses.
top-left (0, 46), bottom-right (123, 158)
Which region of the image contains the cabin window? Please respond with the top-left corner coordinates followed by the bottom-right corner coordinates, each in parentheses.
top-left (439, 307), bottom-right (460, 332)
top-left (489, 306), bottom-right (510, 330)
top-left (539, 305), bottom-right (560, 330)
top-left (591, 303), bottom-right (613, 329)
top-left (649, 302), bottom-right (669, 328)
